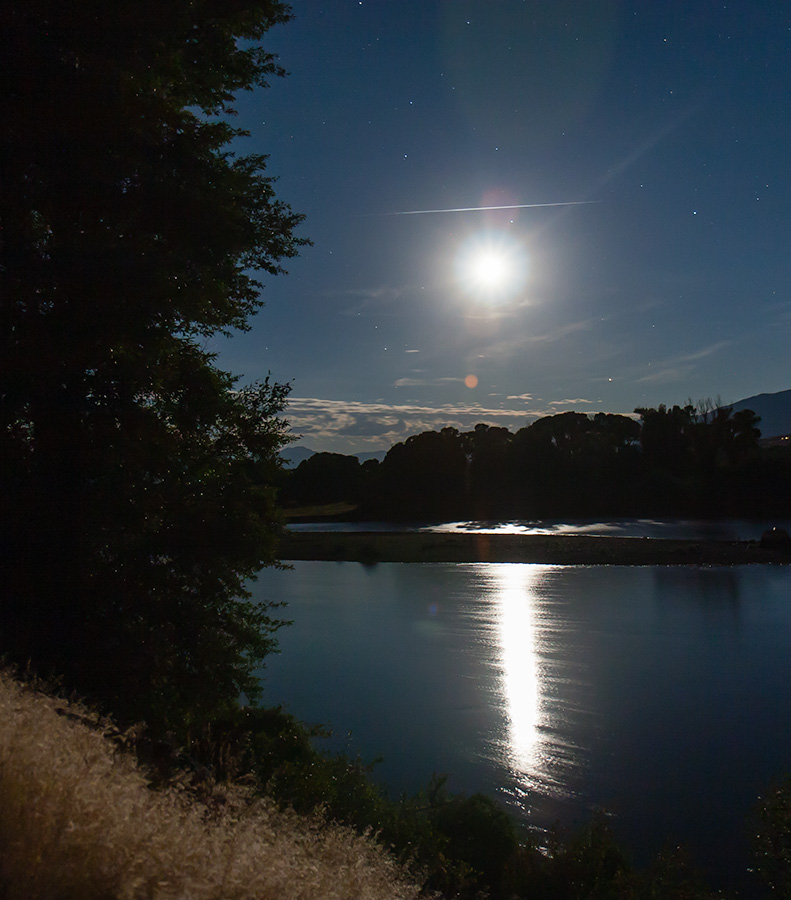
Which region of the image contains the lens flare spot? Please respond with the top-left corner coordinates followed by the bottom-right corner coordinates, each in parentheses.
top-left (464, 374), bottom-right (479, 389)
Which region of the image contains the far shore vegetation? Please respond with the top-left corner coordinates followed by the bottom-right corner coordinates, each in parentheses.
top-left (279, 404), bottom-right (791, 523)
top-left (3, 1), bottom-right (791, 898)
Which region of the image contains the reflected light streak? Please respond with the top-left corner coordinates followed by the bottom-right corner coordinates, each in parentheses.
top-left (494, 564), bottom-right (551, 776)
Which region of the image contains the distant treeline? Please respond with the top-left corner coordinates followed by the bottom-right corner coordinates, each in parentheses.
top-left (281, 404), bottom-right (791, 519)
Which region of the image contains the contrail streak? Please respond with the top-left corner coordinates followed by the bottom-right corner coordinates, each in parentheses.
top-left (379, 200), bottom-right (600, 216)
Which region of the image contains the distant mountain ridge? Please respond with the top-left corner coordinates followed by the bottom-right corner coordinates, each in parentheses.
top-left (279, 446), bottom-right (317, 468)
top-left (730, 388), bottom-right (791, 438)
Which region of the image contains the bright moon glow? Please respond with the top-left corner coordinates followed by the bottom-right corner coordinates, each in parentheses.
top-left (455, 231), bottom-right (528, 301)
top-left (469, 250), bottom-right (511, 288)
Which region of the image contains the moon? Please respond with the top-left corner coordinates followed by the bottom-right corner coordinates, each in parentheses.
top-left (456, 232), bottom-right (528, 300)
top-left (468, 248), bottom-right (513, 289)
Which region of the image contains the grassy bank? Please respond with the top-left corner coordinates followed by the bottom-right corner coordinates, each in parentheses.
top-left (278, 530), bottom-right (791, 566)
top-left (0, 670), bottom-right (423, 900)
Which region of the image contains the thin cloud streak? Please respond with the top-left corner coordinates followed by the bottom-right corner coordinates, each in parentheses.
top-left (326, 285), bottom-right (408, 316)
top-left (636, 340), bottom-right (733, 384)
top-left (394, 376), bottom-right (463, 387)
top-left (589, 102), bottom-right (703, 195)
top-left (376, 201), bottom-right (601, 217)
top-left (479, 317), bottom-right (597, 360)
top-left (324, 285), bottom-right (405, 301)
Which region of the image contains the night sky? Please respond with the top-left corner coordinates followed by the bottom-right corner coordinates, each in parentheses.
top-left (214, 1), bottom-right (791, 454)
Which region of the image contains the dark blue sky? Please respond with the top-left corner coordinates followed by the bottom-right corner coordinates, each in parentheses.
top-left (215, 1), bottom-right (791, 453)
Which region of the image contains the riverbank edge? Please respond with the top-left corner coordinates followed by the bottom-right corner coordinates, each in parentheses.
top-left (277, 531), bottom-right (791, 566)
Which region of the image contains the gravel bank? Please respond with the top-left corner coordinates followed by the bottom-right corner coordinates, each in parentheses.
top-left (278, 531), bottom-right (791, 566)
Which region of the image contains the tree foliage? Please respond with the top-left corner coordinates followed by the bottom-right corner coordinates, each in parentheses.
top-left (753, 776), bottom-right (791, 895)
top-left (0, 0), bottom-right (307, 730)
top-left (282, 452), bottom-right (366, 507)
top-left (371, 427), bottom-right (468, 519)
top-left (283, 402), bottom-right (787, 521)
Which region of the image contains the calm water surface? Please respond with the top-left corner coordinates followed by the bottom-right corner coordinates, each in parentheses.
top-left (252, 562), bottom-right (791, 891)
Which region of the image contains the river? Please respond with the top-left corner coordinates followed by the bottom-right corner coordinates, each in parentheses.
top-left (250, 559), bottom-right (791, 893)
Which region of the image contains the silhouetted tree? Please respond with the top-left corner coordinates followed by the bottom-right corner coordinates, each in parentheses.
top-left (634, 404), bottom-right (697, 476)
top-left (508, 412), bottom-right (641, 515)
top-left (462, 424), bottom-right (514, 517)
top-left (282, 452), bottom-right (363, 507)
top-left (0, 0), bottom-right (307, 731)
top-left (634, 401), bottom-right (764, 514)
top-left (688, 403), bottom-right (761, 471)
top-left (373, 428), bottom-right (467, 518)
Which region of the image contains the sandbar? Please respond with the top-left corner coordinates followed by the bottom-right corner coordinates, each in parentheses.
top-left (277, 531), bottom-right (791, 566)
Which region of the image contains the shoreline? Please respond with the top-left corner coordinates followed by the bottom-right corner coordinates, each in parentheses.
top-left (277, 531), bottom-right (791, 566)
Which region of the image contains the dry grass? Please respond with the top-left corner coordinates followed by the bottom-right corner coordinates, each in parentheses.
top-left (0, 671), bottom-right (425, 900)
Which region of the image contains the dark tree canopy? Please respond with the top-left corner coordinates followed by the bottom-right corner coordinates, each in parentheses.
top-left (304, 406), bottom-right (780, 522)
top-left (0, 1), bottom-right (307, 730)
top-left (282, 452), bottom-right (364, 507)
top-left (372, 427), bottom-right (468, 519)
